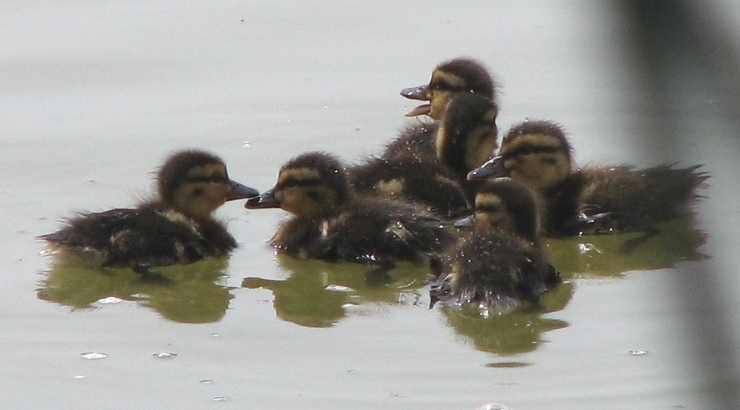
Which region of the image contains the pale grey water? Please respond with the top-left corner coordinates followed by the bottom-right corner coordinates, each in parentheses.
top-left (3, 1), bottom-right (740, 409)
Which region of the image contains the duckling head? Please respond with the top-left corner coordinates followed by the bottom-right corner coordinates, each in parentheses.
top-left (245, 152), bottom-right (349, 219)
top-left (435, 93), bottom-right (499, 177)
top-left (158, 150), bottom-right (259, 219)
top-left (401, 57), bottom-right (496, 120)
top-left (461, 178), bottom-right (541, 244)
top-left (467, 120), bottom-right (573, 192)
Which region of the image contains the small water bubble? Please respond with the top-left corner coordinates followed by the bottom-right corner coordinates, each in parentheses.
top-left (242, 141), bottom-right (252, 149)
top-left (578, 243), bottom-right (603, 254)
top-left (390, 392), bottom-right (404, 398)
top-left (322, 105), bottom-right (328, 109)
top-left (211, 333), bottom-right (221, 338)
top-left (346, 369), bottom-right (356, 374)
top-left (152, 352), bottom-right (178, 359)
top-left (200, 379), bottom-right (214, 385)
top-left (479, 403), bottom-right (510, 410)
top-left (80, 352), bottom-right (108, 360)
top-left (73, 375), bottom-right (85, 380)
top-left (97, 296), bottom-right (122, 304)
top-left (325, 285), bottom-right (353, 292)
top-left (629, 349), bottom-right (648, 356)
top-left (213, 396), bottom-right (230, 402)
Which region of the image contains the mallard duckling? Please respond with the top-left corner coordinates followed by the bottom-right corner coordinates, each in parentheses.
top-left (467, 120), bottom-right (709, 237)
top-left (245, 151), bottom-right (455, 268)
top-left (385, 57), bottom-right (497, 162)
top-left (40, 150), bottom-right (258, 277)
top-left (400, 57), bottom-right (497, 120)
top-left (430, 178), bottom-right (560, 311)
top-left (350, 93), bottom-right (499, 218)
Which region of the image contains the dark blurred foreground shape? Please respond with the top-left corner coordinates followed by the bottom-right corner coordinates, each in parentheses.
top-left (620, 1), bottom-right (740, 408)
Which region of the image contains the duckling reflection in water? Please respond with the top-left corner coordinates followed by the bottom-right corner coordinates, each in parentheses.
top-left (468, 120), bottom-right (709, 244)
top-left (430, 178), bottom-right (561, 312)
top-left (40, 150), bottom-right (258, 281)
top-left (38, 258), bottom-right (233, 323)
top-left (386, 57), bottom-right (498, 163)
top-left (351, 93), bottom-right (499, 218)
top-left (246, 152), bottom-right (456, 273)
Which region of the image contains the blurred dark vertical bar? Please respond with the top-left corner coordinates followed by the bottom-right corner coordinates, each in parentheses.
top-left (619, 1), bottom-right (740, 408)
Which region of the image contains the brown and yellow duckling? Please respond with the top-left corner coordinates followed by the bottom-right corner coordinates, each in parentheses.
top-left (467, 120), bottom-right (709, 237)
top-left (430, 178), bottom-right (560, 311)
top-left (385, 57), bottom-right (498, 162)
top-left (246, 151), bottom-right (456, 269)
top-left (400, 57), bottom-right (498, 120)
top-left (40, 150), bottom-right (258, 278)
top-left (350, 93), bottom-right (499, 218)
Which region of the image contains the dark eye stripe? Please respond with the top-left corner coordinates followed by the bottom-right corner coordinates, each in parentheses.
top-left (505, 145), bottom-right (562, 158)
top-left (431, 82), bottom-right (466, 92)
top-left (280, 178), bottom-right (322, 189)
top-left (187, 176), bottom-right (228, 184)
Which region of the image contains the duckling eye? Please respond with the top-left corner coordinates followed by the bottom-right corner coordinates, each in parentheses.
top-left (541, 156), bottom-right (557, 165)
top-left (307, 190), bottom-right (321, 201)
top-left (192, 188), bottom-right (203, 197)
top-left (477, 204), bottom-right (500, 213)
top-left (431, 81), bottom-right (459, 92)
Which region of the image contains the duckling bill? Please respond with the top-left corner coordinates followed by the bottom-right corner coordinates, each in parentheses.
top-left (246, 151), bottom-right (456, 268)
top-left (40, 150), bottom-right (258, 276)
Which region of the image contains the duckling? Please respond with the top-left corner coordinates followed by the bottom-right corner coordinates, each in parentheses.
top-left (40, 150), bottom-right (258, 277)
top-left (430, 178), bottom-right (560, 311)
top-left (245, 151), bottom-right (455, 268)
top-left (350, 93), bottom-right (499, 218)
top-left (400, 57), bottom-right (497, 120)
top-left (467, 120), bottom-right (710, 237)
top-left (384, 58), bottom-right (497, 163)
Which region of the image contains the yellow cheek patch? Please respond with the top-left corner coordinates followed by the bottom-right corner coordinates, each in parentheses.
top-left (375, 178), bottom-right (405, 195)
top-left (475, 193), bottom-right (503, 210)
top-left (483, 110), bottom-right (498, 123)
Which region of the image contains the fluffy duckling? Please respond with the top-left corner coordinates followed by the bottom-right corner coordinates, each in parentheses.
top-left (467, 120), bottom-right (709, 237)
top-left (430, 178), bottom-right (560, 311)
top-left (40, 150), bottom-right (258, 276)
top-left (385, 57), bottom-right (497, 163)
top-left (246, 152), bottom-right (455, 268)
top-left (400, 57), bottom-right (497, 120)
top-left (350, 93), bottom-right (499, 218)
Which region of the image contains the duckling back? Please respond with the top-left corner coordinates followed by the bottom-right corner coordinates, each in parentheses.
top-left (41, 205), bottom-right (238, 269)
top-left (578, 163), bottom-right (709, 231)
top-left (349, 155), bottom-right (470, 219)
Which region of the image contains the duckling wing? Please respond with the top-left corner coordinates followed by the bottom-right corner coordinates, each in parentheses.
top-left (42, 207), bottom-right (233, 268)
top-left (311, 201), bottom-right (454, 265)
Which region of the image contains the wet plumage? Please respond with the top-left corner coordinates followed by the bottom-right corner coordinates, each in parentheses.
top-left (431, 178), bottom-right (560, 311)
top-left (40, 150), bottom-right (258, 274)
top-left (468, 120), bottom-right (709, 236)
top-left (246, 152), bottom-right (455, 267)
top-left (351, 93), bottom-right (499, 218)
